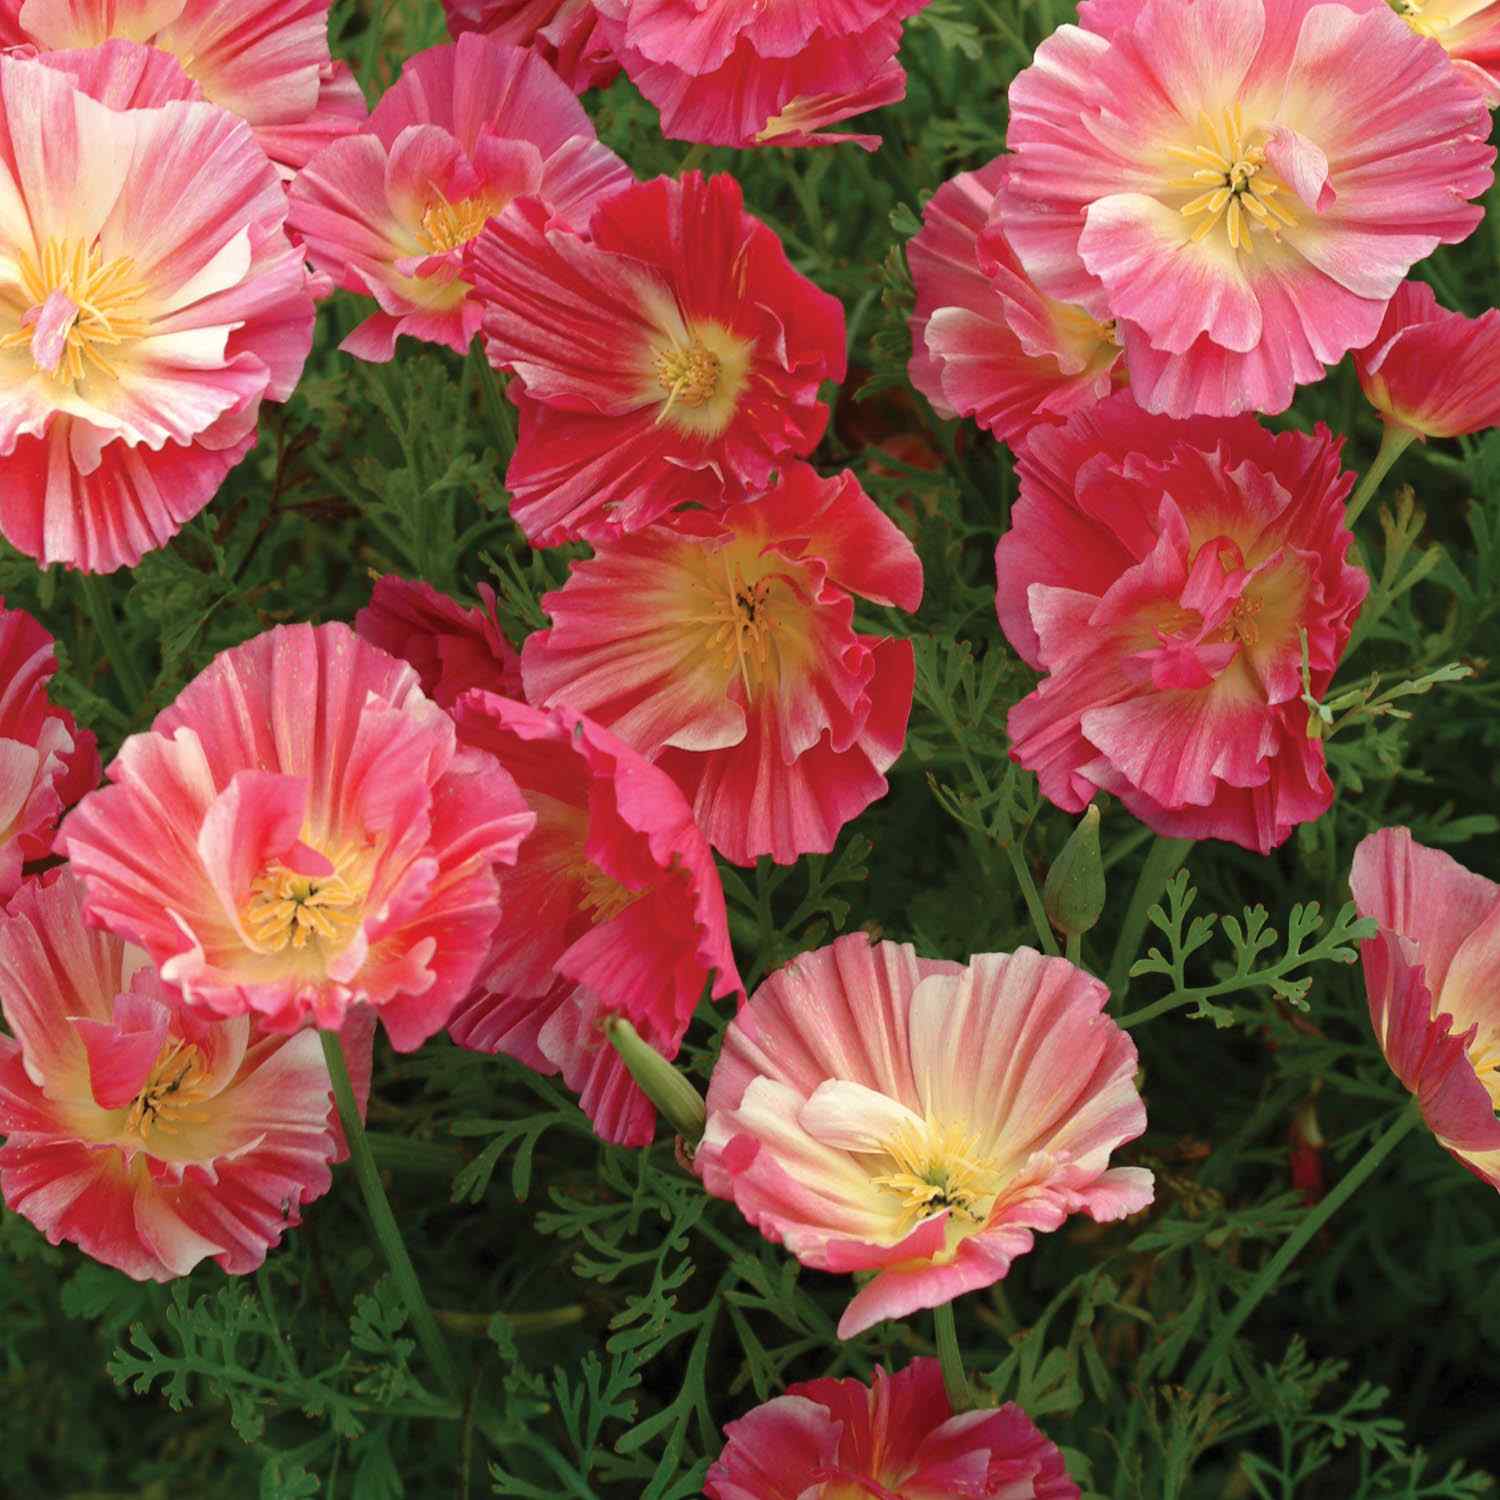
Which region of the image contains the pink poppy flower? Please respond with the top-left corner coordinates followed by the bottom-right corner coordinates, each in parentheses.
top-left (1353, 279), bottom-right (1500, 440)
top-left (697, 934), bottom-right (1152, 1339)
top-left (908, 157), bottom-right (1124, 448)
top-left (438, 0), bottom-right (620, 93)
top-left (56, 623), bottom-right (536, 1050)
top-left (0, 50), bottom-right (315, 573)
top-left (705, 1358), bottom-right (1078, 1500)
top-left (0, 600), bottom-right (99, 903)
top-left (288, 35), bottom-right (632, 362)
top-left (0, 871), bottom-right (364, 1281)
top-left (356, 574), bottom-right (522, 708)
top-left (469, 171), bottom-right (846, 544)
top-left (1000, 0), bottom-right (1494, 417)
top-left (445, 694), bottom-right (742, 1147)
top-left (589, 0), bottom-right (923, 149)
top-left (997, 392), bottom-right (1366, 854)
top-left (1351, 828), bottom-right (1500, 1192)
top-left (2, 0), bottom-right (367, 177)
top-left (521, 464), bottom-right (922, 866)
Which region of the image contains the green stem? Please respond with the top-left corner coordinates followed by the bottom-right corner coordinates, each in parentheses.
top-left (1346, 424), bottom-right (1418, 528)
top-left (933, 1301), bottom-right (972, 1413)
top-left (1106, 837), bottom-right (1192, 998)
top-left (320, 1029), bottom-right (462, 1401)
top-left (1001, 838), bottom-right (1061, 957)
top-left (1065, 931), bottom-right (1083, 968)
top-left (1185, 1103), bottom-right (1421, 1391)
top-left (77, 573), bottom-right (148, 708)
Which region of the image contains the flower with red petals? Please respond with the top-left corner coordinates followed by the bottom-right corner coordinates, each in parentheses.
top-left (446, 695), bottom-right (742, 1147)
top-left (705, 1358), bottom-right (1078, 1500)
top-left (0, 871), bottom-right (369, 1281)
top-left (470, 171), bottom-right (846, 545)
top-left (1352, 828), bottom-right (1500, 1193)
top-left (1001, 0), bottom-right (1494, 417)
top-left (57, 623), bottom-right (535, 1050)
top-left (997, 392), bottom-right (1366, 854)
top-left (289, 35), bottom-right (631, 361)
top-left (522, 464), bottom-right (921, 865)
top-left (0, 50), bottom-right (315, 572)
top-left (908, 158), bottom-right (1124, 448)
top-left (590, 0), bottom-right (925, 149)
top-left (697, 934), bottom-right (1152, 1339)
top-left (438, 0), bottom-right (620, 93)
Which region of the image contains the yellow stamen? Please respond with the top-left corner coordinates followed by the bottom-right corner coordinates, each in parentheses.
top-left (870, 1116), bottom-right (1003, 1236)
top-left (686, 551), bottom-right (791, 700)
top-left (418, 189), bottom-right (498, 253)
top-left (245, 847), bottom-right (363, 954)
top-left (1171, 106), bottom-right (1297, 255)
top-left (654, 339), bottom-right (721, 424)
top-left (124, 1038), bottom-right (212, 1140)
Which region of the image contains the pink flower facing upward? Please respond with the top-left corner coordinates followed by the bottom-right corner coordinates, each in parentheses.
top-left (907, 158), bottom-right (1124, 449)
top-left (0, 872), bottom-right (356, 1281)
top-left (2, 0), bottom-right (367, 177)
top-left (1353, 279), bottom-right (1500, 441)
top-left (57, 624), bottom-right (536, 1049)
top-left (0, 50), bottom-right (315, 573)
top-left (469, 171), bottom-right (846, 544)
top-left (705, 1359), bottom-right (1078, 1500)
top-left (522, 464), bottom-right (922, 866)
top-left (1001, 0), bottom-right (1494, 417)
top-left (697, 935), bottom-right (1152, 1339)
top-left (0, 601), bottom-right (99, 903)
top-left (446, 696), bottom-right (742, 1147)
top-left (1352, 829), bottom-right (1500, 1192)
top-left (289, 35), bottom-right (632, 362)
top-left (997, 392), bottom-right (1366, 854)
top-left (590, 0), bottom-right (927, 149)
top-left (438, 0), bottom-right (620, 93)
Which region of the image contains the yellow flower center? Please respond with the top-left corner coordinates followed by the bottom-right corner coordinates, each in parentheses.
top-left (529, 794), bottom-right (642, 926)
top-left (654, 338), bottom-right (722, 417)
top-left (686, 549), bottom-right (798, 701)
top-left (124, 1038), bottom-right (211, 1141)
top-left (870, 1116), bottom-right (1003, 1236)
top-left (0, 238), bottom-right (150, 383)
top-left (245, 846), bottom-right (364, 955)
top-left (1469, 1036), bottom-right (1500, 1111)
top-left (1168, 107), bottom-right (1297, 254)
top-left (1392, 0), bottom-right (1451, 37)
top-left (1211, 592), bottom-right (1265, 647)
top-left (418, 191), bottom-right (499, 253)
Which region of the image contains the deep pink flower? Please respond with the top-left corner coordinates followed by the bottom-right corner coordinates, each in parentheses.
top-left (0, 49), bottom-right (315, 572)
top-left (57, 623), bottom-right (535, 1050)
top-left (590, 0), bottom-right (924, 148)
top-left (446, 695), bottom-right (742, 1147)
top-left (356, 574), bottom-right (522, 708)
top-left (0, 871), bottom-right (369, 1281)
top-left (908, 157), bottom-right (1124, 448)
top-left (997, 392), bottom-right (1366, 853)
top-left (0, 600), bottom-right (99, 902)
top-left (2, 0), bottom-right (367, 177)
top-left (288, 34), bottom-right (632, 361)
top-left (438, 0), bottom-right (620, 93)
top-left (469, 171), bottom-right (846, 544)
top-left (522, 464), bottom-right (921, 866)
top-left (1352, 829), bottom-right (1500, 1192)
top-left (697, 934), bottom-right (1152, 1339)
top-left (705, 1358), bottom-right (1078, 1500)
top-left (1353, 279), bottom-right (1500, 440)
top-left (1001, 0), bottom-right (1494, 417)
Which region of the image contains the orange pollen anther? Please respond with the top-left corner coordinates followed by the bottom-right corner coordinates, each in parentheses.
top-left (419, 192), bottom-right (496, 253)
top-left (245, 848), bottom-right (363, 954)
top-left (1167, 106), bottom-right (1298, 254)
top-left (1214, 594), bottom-right (1265, 646)
top-left (125, 1038), bottom-right (211, 1140)
top-left (691, 553), bottom-right (787, 699)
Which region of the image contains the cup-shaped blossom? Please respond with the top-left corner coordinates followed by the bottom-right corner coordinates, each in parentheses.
top-left (997, 392), bottom-right (1366, 853)
top-left (0, 51), bottom-right (316, 572)
top-left (590, 0), bottom-right (923, 149)
top-left (469, 171), bottom-right (846, 544)
top-left (1000, 0), bottom-right (1494, 418)
top-left (908, 157), bottom-right (1123, 448)
top-left (2, 0), bottom-right (367, 177)
top-left (522, 464), bottom-right (922, 866)
top-left (1353, 279), bottom-right (1500, 441)
top-left (0, 600), bottom-right (99, 903)
top-left (0, 871), bottom-right (366, 1280)
top-left (57, 624), bottom-right (536, 1050)
top-left (445, 695), bottom-right (742, 1147)
top-left (697, 934), bottom-right (1152, 1338)
top-left (288, 35), bottom-right (632, 362)
top-left (356, 574), bottom-right (522, 709)
top-left (1351, 828), bottom-right (1500, 1192)
top-left (705, 1359), bottom-right (1079, 1500)
top-left (438, 0), bottom-right (620, 93)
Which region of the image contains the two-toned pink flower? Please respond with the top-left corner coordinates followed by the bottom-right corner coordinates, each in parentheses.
top-left (438, 0), bottom-right (619, 93)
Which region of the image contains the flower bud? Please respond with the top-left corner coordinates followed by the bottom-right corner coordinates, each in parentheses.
top-left (1043, 804), bottom-right (1106, 939)
top-left (604, 1016), bottom-right (707, 1144)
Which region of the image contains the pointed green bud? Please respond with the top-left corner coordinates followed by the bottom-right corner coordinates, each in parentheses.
top-left (604, 1016), bottom-right (707, 1144)
top-left (1043, 804), bottom-right (1106, 939)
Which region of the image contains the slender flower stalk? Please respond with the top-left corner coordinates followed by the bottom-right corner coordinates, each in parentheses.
top-left (933, 1300), bottom-right (972, 1413)
top-left (1346, 425), bottom-right (1420, 528)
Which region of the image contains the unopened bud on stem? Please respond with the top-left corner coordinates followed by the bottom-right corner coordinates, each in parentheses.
top-left (1044, 803), bottom-right (1106, 939)
top-left (604, 1016), bottom-right (707, 1144)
